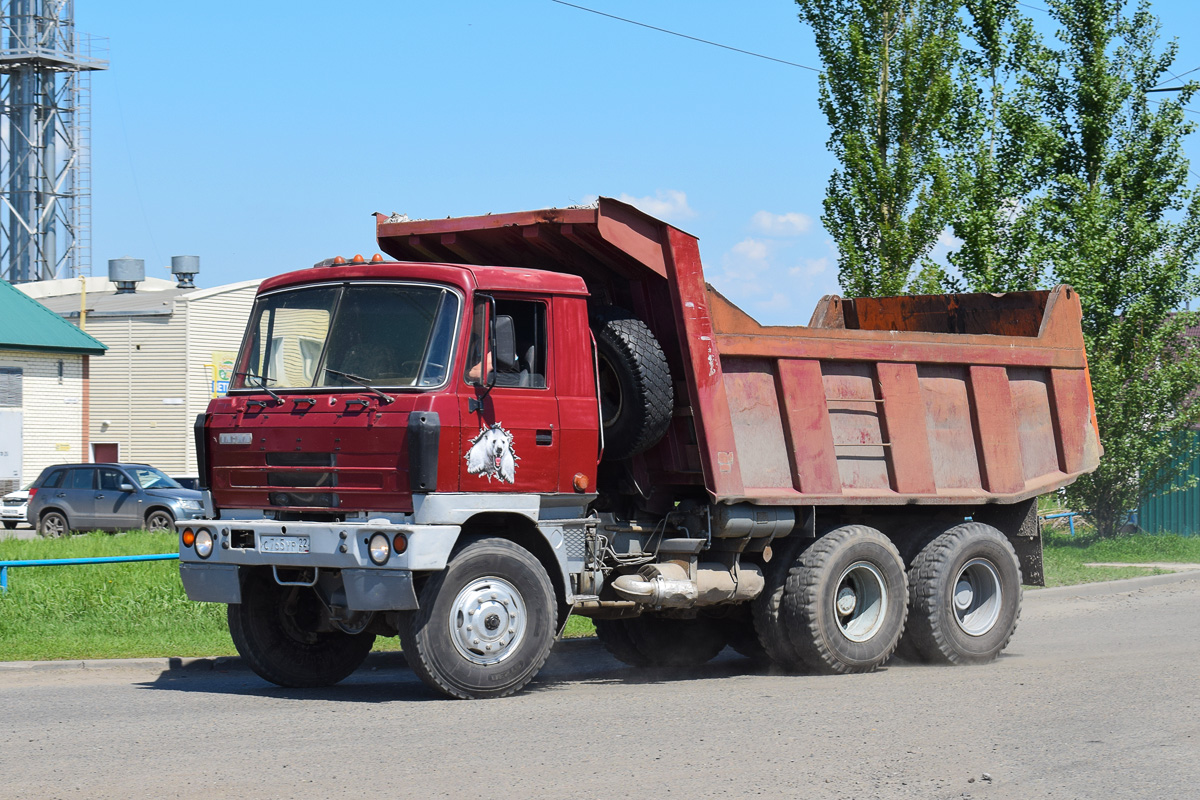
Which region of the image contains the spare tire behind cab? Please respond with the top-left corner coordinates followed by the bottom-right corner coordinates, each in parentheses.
top-left (591, 307), bottom-right (675, 460)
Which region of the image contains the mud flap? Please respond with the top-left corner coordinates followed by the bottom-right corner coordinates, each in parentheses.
top-left (977, 498), bottom-right (1044, 586)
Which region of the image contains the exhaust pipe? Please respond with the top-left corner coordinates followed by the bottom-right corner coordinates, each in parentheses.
top-left (611, 562), bottom-right (765, 607)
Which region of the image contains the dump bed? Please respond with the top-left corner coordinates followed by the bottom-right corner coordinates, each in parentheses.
top-left (376, 198), bottom-right (1100, 506)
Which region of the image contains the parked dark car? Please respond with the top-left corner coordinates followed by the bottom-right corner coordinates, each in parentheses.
top-left (26, 463), bottom-right (206, 537)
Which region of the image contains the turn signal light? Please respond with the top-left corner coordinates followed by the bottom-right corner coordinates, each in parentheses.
top-left (181, 528), bottom-right (195, 547)
top-left (573, 473), bottom-right (589, 493)
top-left (392, 533), bottom-right (408, 554)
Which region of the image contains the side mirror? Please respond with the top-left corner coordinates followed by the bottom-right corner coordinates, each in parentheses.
top-left (119, 483), bottom-right (136, 493)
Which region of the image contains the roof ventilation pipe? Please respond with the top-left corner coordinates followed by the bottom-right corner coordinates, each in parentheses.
top-left (171, 255), bottom-right (200, 289)
top-left (108, 257), bottom-right (145, 294)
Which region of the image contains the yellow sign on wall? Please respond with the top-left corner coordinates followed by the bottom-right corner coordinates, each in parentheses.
top-left (211, 350), bottom-right (237, 398)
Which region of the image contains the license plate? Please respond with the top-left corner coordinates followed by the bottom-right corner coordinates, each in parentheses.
top-left (259, 535), bottom-right (310, 554)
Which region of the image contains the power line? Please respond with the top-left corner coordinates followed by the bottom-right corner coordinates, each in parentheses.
top-left (1153, 65), bottom-right (1200, 89)
top-left (548, 0), bottom-right (819, 72)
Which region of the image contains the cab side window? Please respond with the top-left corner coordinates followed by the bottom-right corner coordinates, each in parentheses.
top-left (464, 299), bottom-right (547, 389)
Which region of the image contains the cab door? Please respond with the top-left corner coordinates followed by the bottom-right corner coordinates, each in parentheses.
top-left (457, 296), bottom-right (559, 493)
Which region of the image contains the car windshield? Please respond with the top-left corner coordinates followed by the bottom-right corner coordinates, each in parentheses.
top-left (128, 467), bottom-right (182, 490)
top-left (231, 283), bottom-right (460, 391)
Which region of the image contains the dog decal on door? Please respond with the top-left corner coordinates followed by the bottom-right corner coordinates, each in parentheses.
top-left (465, 423), bottom-right (519, 484)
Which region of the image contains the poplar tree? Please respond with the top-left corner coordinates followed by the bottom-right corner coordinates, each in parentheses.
top-left (796, 0), bottom-right (960, 297)
top-left (1034, 0), bottom-right (1200, 535)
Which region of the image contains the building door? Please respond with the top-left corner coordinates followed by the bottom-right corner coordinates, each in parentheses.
top-left (92, 442), bottom-right (119, 463)
top-left (0, 367), bottom-right (21, 495)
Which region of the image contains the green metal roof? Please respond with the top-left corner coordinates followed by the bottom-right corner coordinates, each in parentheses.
top-left (0, 279), bottom-right (107, 355)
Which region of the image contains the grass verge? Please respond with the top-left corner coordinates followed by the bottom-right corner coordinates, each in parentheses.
top-left (2, 529), bottom-right (1197, 661)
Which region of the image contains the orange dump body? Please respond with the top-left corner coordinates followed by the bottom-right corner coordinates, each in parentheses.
top-left (376, 198), bottom-right (1101, 507)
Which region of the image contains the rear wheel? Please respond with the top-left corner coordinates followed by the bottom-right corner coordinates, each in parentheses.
top-left (903, 523), bottom-right (1022, 665)
top-left (38, 510), bottom-right (70, 538)
top-left (400, 538), bottom-right (557, 699)
top-left (228, 570), bottom-right (376, 688)
top-left (595, 614), bottom-right (728, 668)
top-left (782, 526), bottom-right (907, 674)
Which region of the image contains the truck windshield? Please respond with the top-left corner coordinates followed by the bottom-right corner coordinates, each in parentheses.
top-left (231, 283), bottom-right (460, 391)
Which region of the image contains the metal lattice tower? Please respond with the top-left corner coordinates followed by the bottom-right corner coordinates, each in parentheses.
top-left (0, 1), bottom-right (106, 284)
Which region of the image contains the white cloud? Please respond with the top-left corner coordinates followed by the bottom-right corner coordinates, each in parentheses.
top-left (937, 229), bottom-right (963, 250)
top-left (615, 189), bottom-right (696, 222)
top-left (731, 237), bottom-right (770, 264)
top-left (789, 256), bottom-right (829, 278)
top-left (751, 210), bottom-right (813, 237)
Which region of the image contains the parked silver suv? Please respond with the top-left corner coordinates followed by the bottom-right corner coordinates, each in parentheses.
top-left (27, 463), bottom-right (206, 537)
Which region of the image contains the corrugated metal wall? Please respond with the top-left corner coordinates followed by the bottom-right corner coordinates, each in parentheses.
top-left (179, 281), bottom-right (260, 474)
top-left (0, 350), bottom-right (84, 484)
top-left (1139, 430), bottom-right (1200, 536)
top-left (85, 281), bottom-right (260, 476)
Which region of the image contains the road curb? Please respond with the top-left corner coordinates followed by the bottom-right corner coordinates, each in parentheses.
top-left (0, 636), bottom-right (601, 675)
top-left (1027, 568), bottom-right (1200, 600)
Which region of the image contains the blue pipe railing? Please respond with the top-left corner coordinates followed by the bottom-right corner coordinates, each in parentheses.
top-left (0, 553), bottom-right (178, 592)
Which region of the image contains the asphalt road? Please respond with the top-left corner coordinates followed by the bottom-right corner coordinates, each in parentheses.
top-left (2, 573), bottom-right (1198, 800)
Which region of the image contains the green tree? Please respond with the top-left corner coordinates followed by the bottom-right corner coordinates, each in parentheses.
top-left (943, 0), bottom-right (1056, 292)
top-left (1032, 0), bottom-right (1200, 535)
top-left (797, 0), bottom-right (960, 297)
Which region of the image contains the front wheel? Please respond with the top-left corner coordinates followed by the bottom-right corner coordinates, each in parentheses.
top-left (228, 570), bottom-right (376, 688)
top-left (903, 523), bottom-right (1022, 665)
top-left (400, 538), bottom-right (557, 699)
top-left (2, 521), bottom-right (16, 530)
top-left (145, 509), bottom-right (174, 533)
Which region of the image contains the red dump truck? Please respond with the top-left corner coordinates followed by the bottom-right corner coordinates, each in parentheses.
top-left (178, 197), bottom-right (1100, 699)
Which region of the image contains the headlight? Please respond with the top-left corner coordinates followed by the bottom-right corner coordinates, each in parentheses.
top-left (368, 532), bottom-right (391, 565)
top-left (179, 500), bottom-right (202, 511)
top-left (194, 528), bottom-right (214, 559)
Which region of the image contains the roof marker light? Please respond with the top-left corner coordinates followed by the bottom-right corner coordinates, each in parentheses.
top-left (352, 254), bottom-right (365, 264)
top-left (333, 255), bottom-right (347, 265)
top-left (371, 253), bottom-right (384, 263)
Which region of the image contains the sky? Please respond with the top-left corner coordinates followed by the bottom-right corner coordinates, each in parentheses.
top-left (74, 0), bottom-right (1200, 324)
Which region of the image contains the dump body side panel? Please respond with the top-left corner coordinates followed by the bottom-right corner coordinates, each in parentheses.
top-left (376, 199), bottom-right (1101, 507)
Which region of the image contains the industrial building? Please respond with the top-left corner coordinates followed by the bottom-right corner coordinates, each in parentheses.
top-left (18, 259), bottom-right (261, 478)
top-left (0, 279), bottom-right (107, 495)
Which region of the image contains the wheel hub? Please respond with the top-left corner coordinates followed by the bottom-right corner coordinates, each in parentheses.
top-left (448, 578), bottom-right (527, 666)
top-left (836, 585), bottom-right (858, 616)
top-left (953, 558), bottom-right (1003, 637)
top-left (833, 561), bottom-right (888, 643)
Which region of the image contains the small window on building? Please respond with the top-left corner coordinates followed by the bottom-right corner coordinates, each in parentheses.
top-left (0, 367), bottom-right (22, 408)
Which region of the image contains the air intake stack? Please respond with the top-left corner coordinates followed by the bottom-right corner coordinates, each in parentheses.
top-left (108, 257), bottom-right (145, 294)
top-left (171, 255), bottom-right (200, 288)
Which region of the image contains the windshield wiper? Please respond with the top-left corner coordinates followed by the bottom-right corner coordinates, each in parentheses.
top-left (233, 371), bottom-right (283, 404)
top-left (324, 368), bottom-right (394, 404)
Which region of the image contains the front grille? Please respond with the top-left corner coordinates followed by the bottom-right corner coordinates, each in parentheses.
top-left (270, 491), bottom-right (337, 508)
top-left (266, 452), bottom-right (336, 467)
top-left (268, 471), bottom-right (336, 488)
top-left (3, 498), bottom-right (23, 507)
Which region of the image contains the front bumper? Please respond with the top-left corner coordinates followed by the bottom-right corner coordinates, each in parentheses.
top-left (176, 518), bottom-right (460, 610)
top-left (0, 506), bottom-right (26, 521)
